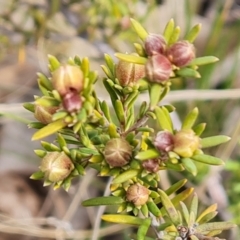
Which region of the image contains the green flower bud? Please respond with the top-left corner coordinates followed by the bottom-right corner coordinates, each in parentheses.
top-left (34, 105), bottom-right (59, 124)
top-left (154, 131), bottom-right (174, 152)
top-left (52, 65), bottom-right (84, 96)
top-left (116, 60), bottom-right (145, 86)
top-left (166, 41), bottom-right (195, 67)
top-left (104, 138), bottom-right (133, 167)
top-left (142, 159), bottom-right (159, 173)
top-left (144, 34), bottom-right (166, 56)
top-left (126, 183), bottom-right (149, 206)
top-left (173, 129), bottom-right (200, 158)
top-left (40, 151), bottom-right (74, 182)
top-left (145, 54), bottom-right (172, 83)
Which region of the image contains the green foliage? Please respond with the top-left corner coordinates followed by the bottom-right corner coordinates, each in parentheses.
top-left (24, 18), bottom-right (235, 239)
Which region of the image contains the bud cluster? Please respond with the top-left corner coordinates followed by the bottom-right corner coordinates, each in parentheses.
top-left (144, 34), bottom-right (195, 83)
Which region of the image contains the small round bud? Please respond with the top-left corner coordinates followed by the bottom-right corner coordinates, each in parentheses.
top-left (116, 60), bottom-right (145, 86)
top-left (52, 65), bottom-right (84, 96)
top-left (166, 41), bottom-right (195, 67)
top-left (154, 131), bottom-right (174, 152)
top-left (104, 138), bottom-right (132, 167)
top-left (173, 129), bottom-right (200, 158)
top-left (145, 54), bottom-right (172, 83)
top-left (126, 183), bottom-right (149, 206)
top-left (62, 90), bottom-right (82, 113)
top-left (40, 152), bottom-right (74, 182)
top-left (142, 159), bottom-right (159, 173)
top-left (34, 105), bottom-right (59, 124)
top-left (144, 34), bottom-right (166, 56)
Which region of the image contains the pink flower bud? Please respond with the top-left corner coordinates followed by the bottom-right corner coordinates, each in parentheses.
top-left (62, 90), bottom-right (82, 113)
top-left (40, 152), bottom-right (74, 182)
top-left (126, 183), bottom-right (149, 206)
top-left (154, 131), bottom-right (174, 152)
top-left (116, 60), bottom-right (145, 86)
top-left (173, 129), bottom-right (200, 158)
top-left (34, 105), bottom-right (59, 124)
top-left (145, 54), bottom-right (172, 83)
top-left (144, 34), bottom-right (166, 56)
top-left (52, 65), bottom-right (84, 96)
top-left (166, 41), bottom-right (195, 67)
top-left (104, 138), bottom-right (132, 167)
top-left (142, 159), bottom-right (159, 173)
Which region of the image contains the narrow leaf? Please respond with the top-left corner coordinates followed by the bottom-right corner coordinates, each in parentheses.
top-left (184, 23), bottom-right (202, 43)
top-left (155, 106), bottom-right (173, 133)
top-left (115, 53), bottom-right (147, 65)
top-left (130, 18), bottom-right (148, 41)
top-left (176, 68), bottom-right (201, 78)
top-left (182, 107), bottom-right (199, 130)
top-left (201, 135), bottom-right (230, 148)
top-left (196, 203), bottom-right (218, 223)
top-left (188, 56), bottom-right (219, 66)
top-left (181, 158), bottom-right (197, 176)
top-left (32, 119), bottom-right (67, 140)
top-left (163, 19), bottom-right (175, 43)
top-left (112, 169), bottom-right (140, 184)
top-left (135, 149), bottom-right (160, 160)
top-left (82, 196), bottom-right (124, 206)
top-left (191, 154), bottom-right (224, 165)
top-left (158, 189), bottom-right (180, 225)
top-left (102, 214), bottom-right (144, 225)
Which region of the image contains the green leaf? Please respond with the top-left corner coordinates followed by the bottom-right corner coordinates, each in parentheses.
top-left (101, 65), bottom-right (114, 79)
top-left (190, 193), bottom-right (198, 222)
top-left (158, 189), bottom-right (180, 225)
top-left (48, 54), bottom-right (60, 71)
top-left (100, 100), bottom-right (112, 122)
top-left (196, 203), bottom-right (217, 223)
top-left (124, 91), bottom-right (139, 109)
top-left (104, 54), bottom-right (115, 76)
top-left (141, 204), bottom-right (149, 217)
top-left (34, 149), bottom-right (47, 158)
top-left (176, 68), bottom-right (201, 78)
top-left (81, 57), bottom-right (89, 77)
top-left (23, 102), bottom-right (35, 113)
top-left (165, 179), bottom-right (187, 196)
top-left (102, 214), bottom-right (144, 225)
top-left (35, 97), bottom-right (60, 107)
top-left (57, 133), bottom-right (67, 149)
top-left (112, 169), bottom-right (140, 184)
top-left (32, 119), bottom-right (67, 140)
top-left (184, 23), bottom-right (202, 43)
top-left (191, 154), bottom-right (224, 165)
top-left (137, 218), bottom-right (151, 240)
top-left (188, 56), bottom-right (219, 66)
top-left (163, 19), bottom-right (175, 44)
top-left (181, 158), bottom-right (197, 176)
top-left (37, 72), bottom-right (52, 91)
top-left (147, 200), bottom-right (162, 217)
top-left (196, 222), bottom-right (236, 233)
top-left (197, 211), bottom-right (218, 224)
top-left (182, 107), bottom-right (199, 130)
top-left (30, 171), bottom-right (45, 180)
top-left (193, 123), bottom-right (206, 136)
top-left (134, 43), bottom-right (146, 57)
top-left (149, 83), bottom-right (164, 108)
top-left (115, 99), bottom-right (125, 124)
top-left (135, 149), bottom-right (160, 160)
top-left (180, 202), bottom-right (190, 225)
top-left (115, 53), bottom-right (147, 65)
top-left (155, 106), bottom-right (173, 133)
top-left (201, 135), bottom-right (231, 148)
top-left (78, 148), bottom-right (99, 156)
top-left (130, 18), bottom-right (148, 41)
top-left (168, 26), bottom-right (181, 45)
top-left (103, 79), bottom-right (118, 105)
top-left (82, 196), bottom-right (124, 206)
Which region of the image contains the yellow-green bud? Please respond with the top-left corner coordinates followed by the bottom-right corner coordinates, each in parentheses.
top-left (116, 60), bottom-right (145, 86)
top-left (104, 138), bottom-right (132, 167)
top-left (52, 65), bottom-right (84, 96)
top-left (173, 129), bottom-right (200, 158)
top-left (34, 105), bottom-right (59, 124)
top-left (126, 183), bottom-right (149, 206)
top-left (40, 151), bottom-right (74, 182)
